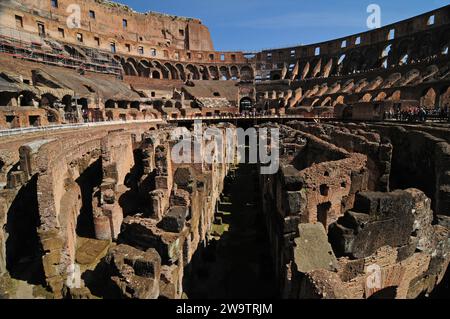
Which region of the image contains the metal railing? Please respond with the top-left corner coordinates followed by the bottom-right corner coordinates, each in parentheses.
top-left (0, 119), bottom-right (163, 137)
top-left (166, 114), bottom-right (334, 121)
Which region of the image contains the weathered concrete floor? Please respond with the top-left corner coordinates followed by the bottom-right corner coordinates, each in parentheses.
top-left (184, 164), bottom-right (277, 299)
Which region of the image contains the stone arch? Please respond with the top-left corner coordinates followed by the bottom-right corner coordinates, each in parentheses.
top-left (421, 87), bottom-right (437, 109)
top-left (130, 101), bottom-right (140, 110)
top-left (374, 92), bottom-right (387, 102)
top-left (186, 64), bottom-right (200, 80)
top-left (123, 61), bottom-right (138, 76)
top-left (164, 63), bottom-right (179, 80)
top-left (153, 61), bottom-right (170, 79)
top-left (140, 59), bottom-right (153, 68)
top-left (321, 96), bottom-right (332, 106)
top-left (151, 70), bottom-right (161, 79)
top-left (75, 157), bottom-right (103, 239)
top-left (127, 57), bottom-right (138, 67)
top-left (208, 66), bottom-right (219, 80)
top-left (40, 93), bottom-right (59, 107)
top-left (105, 100), bottom-right (116, 109)
top-left (199, 65), bottom-right (209, 80)
top-left (361, 93), bottom-right (373, 102)
top-left (310, 98), bottom-right (321, 107)
top-left (239, 97), bottom-right (253, 112)
top-left (219, 66), bottom-right (230, 80)
top-left (389, 90), bottom-right (402, 101)
top-left (240, 65), bottom-right (254, 81)
top-left (137, 60), bottom-right (151, 77)
top-left (439, 86), bottom-right (450, 109)
top-left (230, 66), bottom-right (239, 80)
top-left (344, 50), bottom-right (363, 74)
top-left (333, 95), bottom-right (345, 106)
top-left (19, 91), bottom-right (37, 107)
top-left (165, 100), bottom-right (174, 108)
top-left (175, 64), bottom-right (186, 81)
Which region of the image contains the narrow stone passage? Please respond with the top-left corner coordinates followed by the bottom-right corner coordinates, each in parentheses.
top-left (183, 164), bottom-right (277, 299)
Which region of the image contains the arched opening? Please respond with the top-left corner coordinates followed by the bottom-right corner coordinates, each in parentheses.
top-left (439, 86), bottom-right (450, 109)
top-left (118, 101), bottom-right (128, 109)
top-left (137, 60), bottom-right (151, 77)
top-left (219, 66), bottom-right (229, 81)
top-left (240, 66), bottom-right (254, 81)
top-left (19, 91), bottom-right (36, 107)
top-left (76, 158), bottom-right (102, 239)
top-left (421, 87), bottom-right (436, 109)
top-left (152, 70), bottom-right (161, 79)
top-left (374, 92), bottom-right (387, 102)
top-left (130, 101), bottom-right (140, 110)
top-left (239, 97), bottom-right (253, 112)
top-left (208, 66), bottom-right (219, 80)
top-left (165, 100), bottom-right (174, 108)
top-left (389, 90), bottom-right (402, 101)
top-left (321, 97), bottom-right (332, 106)
top-left (105, 100), bottom-right (115, 109)
top-left (5, 175), bottom-right (45, 285)
top-left (0, 92), bottom-right (17, 107)
top-left (153, 62), bottom-right (169, 79)
top-left (123, 62), bottom-right (138, 76)
top-left (62, 95), bottom-right (72, 110)
top-left (310, 98), bottom-right (321, 107)
top-left (333, 95), bottom-right (345, 106)
top-left (40, 93), bottom-right (58, 107)
top-left (230, 66), bottom-right (239, 80)
top-left (199, 66), bottom-right (209, 80)
top-left (78, 98), bottom-right (88, 111)
top-left (186, 65), bottom-right (200, 80)
top-left (361, 93), bottom-right (373, 102)
top-left (176, 64), bottom-right (186, 81)
top-left (165, 63), bottom-right (179, 80)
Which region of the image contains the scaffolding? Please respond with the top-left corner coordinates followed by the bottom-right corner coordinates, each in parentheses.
top-left (0, 25), bottom-right (123, 78)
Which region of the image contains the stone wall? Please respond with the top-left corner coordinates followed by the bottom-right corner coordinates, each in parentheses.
top-left (258, 121), bottom-right (450, 299)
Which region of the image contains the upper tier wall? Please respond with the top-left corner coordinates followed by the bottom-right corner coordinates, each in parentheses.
top-left (255, 5), bottom-right (450, 62)
top-left (0, 0), bottom-right (246, 64)
top-left (253, 5), bottom-right (450, 81)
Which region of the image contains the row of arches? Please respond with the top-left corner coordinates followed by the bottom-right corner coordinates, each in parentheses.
top-left (268, 28), bottom-right (449, 81)
top-left (117, 56), bottom-right (254, 81)
top-left (306, 85), bottom-right (450, 109)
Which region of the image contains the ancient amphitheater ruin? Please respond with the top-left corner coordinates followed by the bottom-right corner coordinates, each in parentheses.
top-left (0, 0), bottom-right (449, 300)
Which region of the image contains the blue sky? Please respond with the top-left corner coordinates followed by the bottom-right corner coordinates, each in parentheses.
top-left (119, 0), bottom-right (449, 51)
